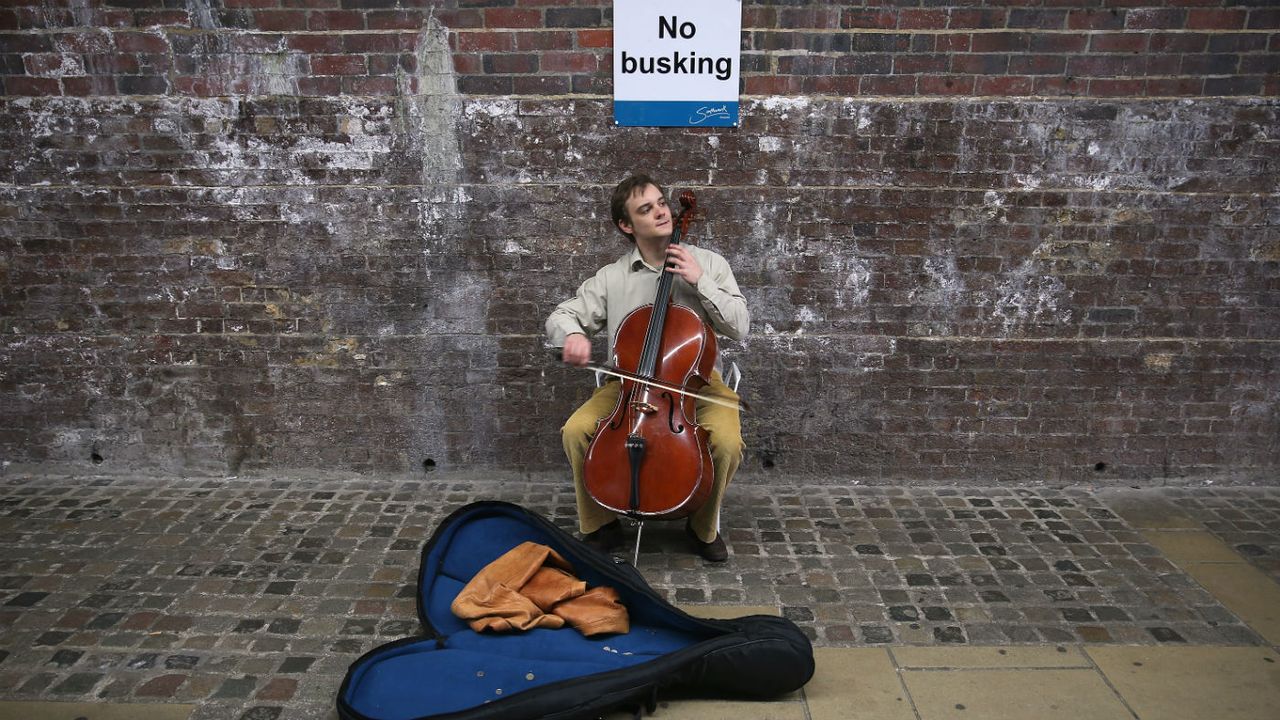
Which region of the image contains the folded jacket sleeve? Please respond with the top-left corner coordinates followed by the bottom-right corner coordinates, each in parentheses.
top-left (552, 586), bottom-right (630, 637)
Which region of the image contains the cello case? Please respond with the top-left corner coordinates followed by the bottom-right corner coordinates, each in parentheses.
top-left (337, 501), bottom-right (814, 720)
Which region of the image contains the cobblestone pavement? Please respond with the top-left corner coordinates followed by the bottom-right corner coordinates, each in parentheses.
top-left (0, 474), bottom-right (1276, 720)
top-left (1161, 487), bottom-right (1280, 584)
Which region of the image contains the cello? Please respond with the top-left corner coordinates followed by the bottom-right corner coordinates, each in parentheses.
top-left (582, 191), bottom-right (717, 521)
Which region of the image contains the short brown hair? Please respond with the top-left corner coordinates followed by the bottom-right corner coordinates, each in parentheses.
top-left (610, 173), bottom-right (666, 242)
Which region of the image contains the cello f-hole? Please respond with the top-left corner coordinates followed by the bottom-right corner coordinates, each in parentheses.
top-left (662, 391), bottom-right (684, 434)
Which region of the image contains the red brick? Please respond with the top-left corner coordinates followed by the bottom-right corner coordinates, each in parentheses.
top-left (341, 34), bottom-right (400, 53)
top-left (1089, 33), bottom-right (1148, 53)
top-left (895, 54), bottom-right (948, 74)
top-left (918, 75), bottom-right (976, 95)
top-left (308, 10), bottom-right (364, 31)
top-left (514, 30), bottom-right (573, 51)
top-left (947, 9), bottom-right (1007, 30)
top-left (254, 10), bottom-right (307, 31)
top-left (1068, 9), bottom-right (1126, 31)
top-left (114, 32), bottom-right (169, 53)
top-left (935, 33), bottom-right (972, 53)
top-left (435, 9), bottom-right (483, 29)
top-left (296, 76), bottom-right (341, 95)
top-left (3, 76), bottom-right (61, 95)
top-left (452, 54), bottom-right (482, 74)
top-left (860, 75), bottom-right (917, 95)
top-left (512, 74), bottom-right (567, 94)
top-left (455, 31), bottom-right (514, 53)
top-left (367, 54), bottom-right (402, 75)
top-left (1033, 75), bottom-right (1086, 95)
top-left (743, 75), bottom-right (802, 94)
top-left (970, 32), bottom-right (1028, 53)
top-left (842, 9), bottom-right (896, 29)
top-left (1009, 54), bottom-right (1066, 75)
top-left (807, 75), bottom-right (860, 95)
top-left (576, 29), bottom-right (610, 48)
top-left (1125, 9), bottom-right (1186, 30)
top-left (483, 53), bottom-right (538, 74)
top-left (1187, 9), bottom-right (1247, 30)
top-left (1089, 78), bottom-right (1149, 97)
top-left (1145, 77), bottom-right (1205, 96)
top-left (779, 8), bottom-right (841, 29)
top-left (288, 34), bottom-right (344, 53)
top-left (136, 10), bottom-right (188, 27)
top-left (51, 31), bottom-right (110, 53)
top-left (742, 7), bottom-right (776, 28)
top-left (169, 75), bottom-right (212, 95)
top-left (368, 10), bottom-right (423, 30)
top-left (24, 53), bottom-right (77, 76)
top-left (344, 76), bottom-right (397, 95)
top-left (897, 9), bottom-right (948, 30)
top-left (311, 54), bottom-right (366, 75)
top-left (541, 51), bottom-right (598, 73)
top-left (485, 8), bottom-right (542, 29)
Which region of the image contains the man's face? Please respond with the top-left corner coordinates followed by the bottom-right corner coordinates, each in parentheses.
top-left (617, 184), bottom-right (671, 243)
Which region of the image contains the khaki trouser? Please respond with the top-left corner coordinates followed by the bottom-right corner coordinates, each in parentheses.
top-left (561, 373), bottom-right (743, 543)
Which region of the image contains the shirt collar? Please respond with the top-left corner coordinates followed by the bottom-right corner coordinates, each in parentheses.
top-left (627, 245), bottom-right (662, 274)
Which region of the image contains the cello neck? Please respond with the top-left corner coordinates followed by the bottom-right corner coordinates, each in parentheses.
top-left (635, 228), bottom-right (679, 378)
top-left (635, 191), bottom-right (695, 379)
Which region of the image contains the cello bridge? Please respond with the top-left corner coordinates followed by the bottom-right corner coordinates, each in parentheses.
top-left (629, 401), bottom-right (658, 414)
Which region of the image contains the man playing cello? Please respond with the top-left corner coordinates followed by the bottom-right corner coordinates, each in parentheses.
top-left (546, 174), bottom-right (750, 562)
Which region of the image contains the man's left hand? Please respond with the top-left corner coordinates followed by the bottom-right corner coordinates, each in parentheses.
top-left (665, 244), bottom-right (703, 286)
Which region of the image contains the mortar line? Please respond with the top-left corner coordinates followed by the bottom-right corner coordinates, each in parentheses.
top-left (5, 332), bottom-right (1279, 347)
top-left (1079, 645), bottom-right (1143, 720)
top-left (5, 93), bottom-right (1278, 103)
top-left (4, 182), bottom-right (1278, 200)
top-left (5, 331), bottom-right (1278, 346)
top-left (15, 27), bottom-right (1275, 37)
top-left (885, 646), bottom-right (926, 720)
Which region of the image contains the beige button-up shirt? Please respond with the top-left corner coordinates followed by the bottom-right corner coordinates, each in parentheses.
top-left (545, 245), bottom-right (750, 358)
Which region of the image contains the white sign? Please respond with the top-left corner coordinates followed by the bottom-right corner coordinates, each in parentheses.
top-left (613, 0), bottom-right (741, 127)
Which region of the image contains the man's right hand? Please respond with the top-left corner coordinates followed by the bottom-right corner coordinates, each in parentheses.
top-left (562, 333), bottom-right (591, 367)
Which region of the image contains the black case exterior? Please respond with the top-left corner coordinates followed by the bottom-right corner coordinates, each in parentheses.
top-left (337, 501), bottom-right (814, 720)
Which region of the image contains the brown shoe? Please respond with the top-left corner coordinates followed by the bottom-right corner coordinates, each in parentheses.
top-left (582, 520), bottom-right (624, 552)
top-left (686, 524), bottom-right (729, 562)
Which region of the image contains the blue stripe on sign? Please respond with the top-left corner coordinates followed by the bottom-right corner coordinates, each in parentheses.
top-left (614, 101), bottom-right (739, 128)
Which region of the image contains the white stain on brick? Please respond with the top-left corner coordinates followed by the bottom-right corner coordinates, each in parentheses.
top-left (856, 105), bottom-right (873, 131)
top-left (911, 257), bottom-right (963, 309)
top-left (756, 96), bottom-right (811, 119)
top-left (987, 242), bottom-right (1071, 335)
top-left (464, 99), bottom-right (518, 119)
top-left (835, 256), bottom-right (872, 308)
top-left (981, 190), bottom-right (1007, 223)
top-left (759, 136), bottom-right (783, 153)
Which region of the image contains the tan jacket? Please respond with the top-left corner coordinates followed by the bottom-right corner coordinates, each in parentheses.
top-left (545, 245), bottom-right (750, 356)
top-left (450, 541), bottom-right (629, 637)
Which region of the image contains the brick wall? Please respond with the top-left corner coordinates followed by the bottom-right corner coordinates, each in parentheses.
top-left (1, 1), bottom-right (1277, 484)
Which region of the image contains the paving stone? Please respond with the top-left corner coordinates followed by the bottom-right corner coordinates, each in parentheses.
top-left (1, 476), bottom-right (1275, 718)
top-left (1088, 646), bottom-right (1280, 720)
